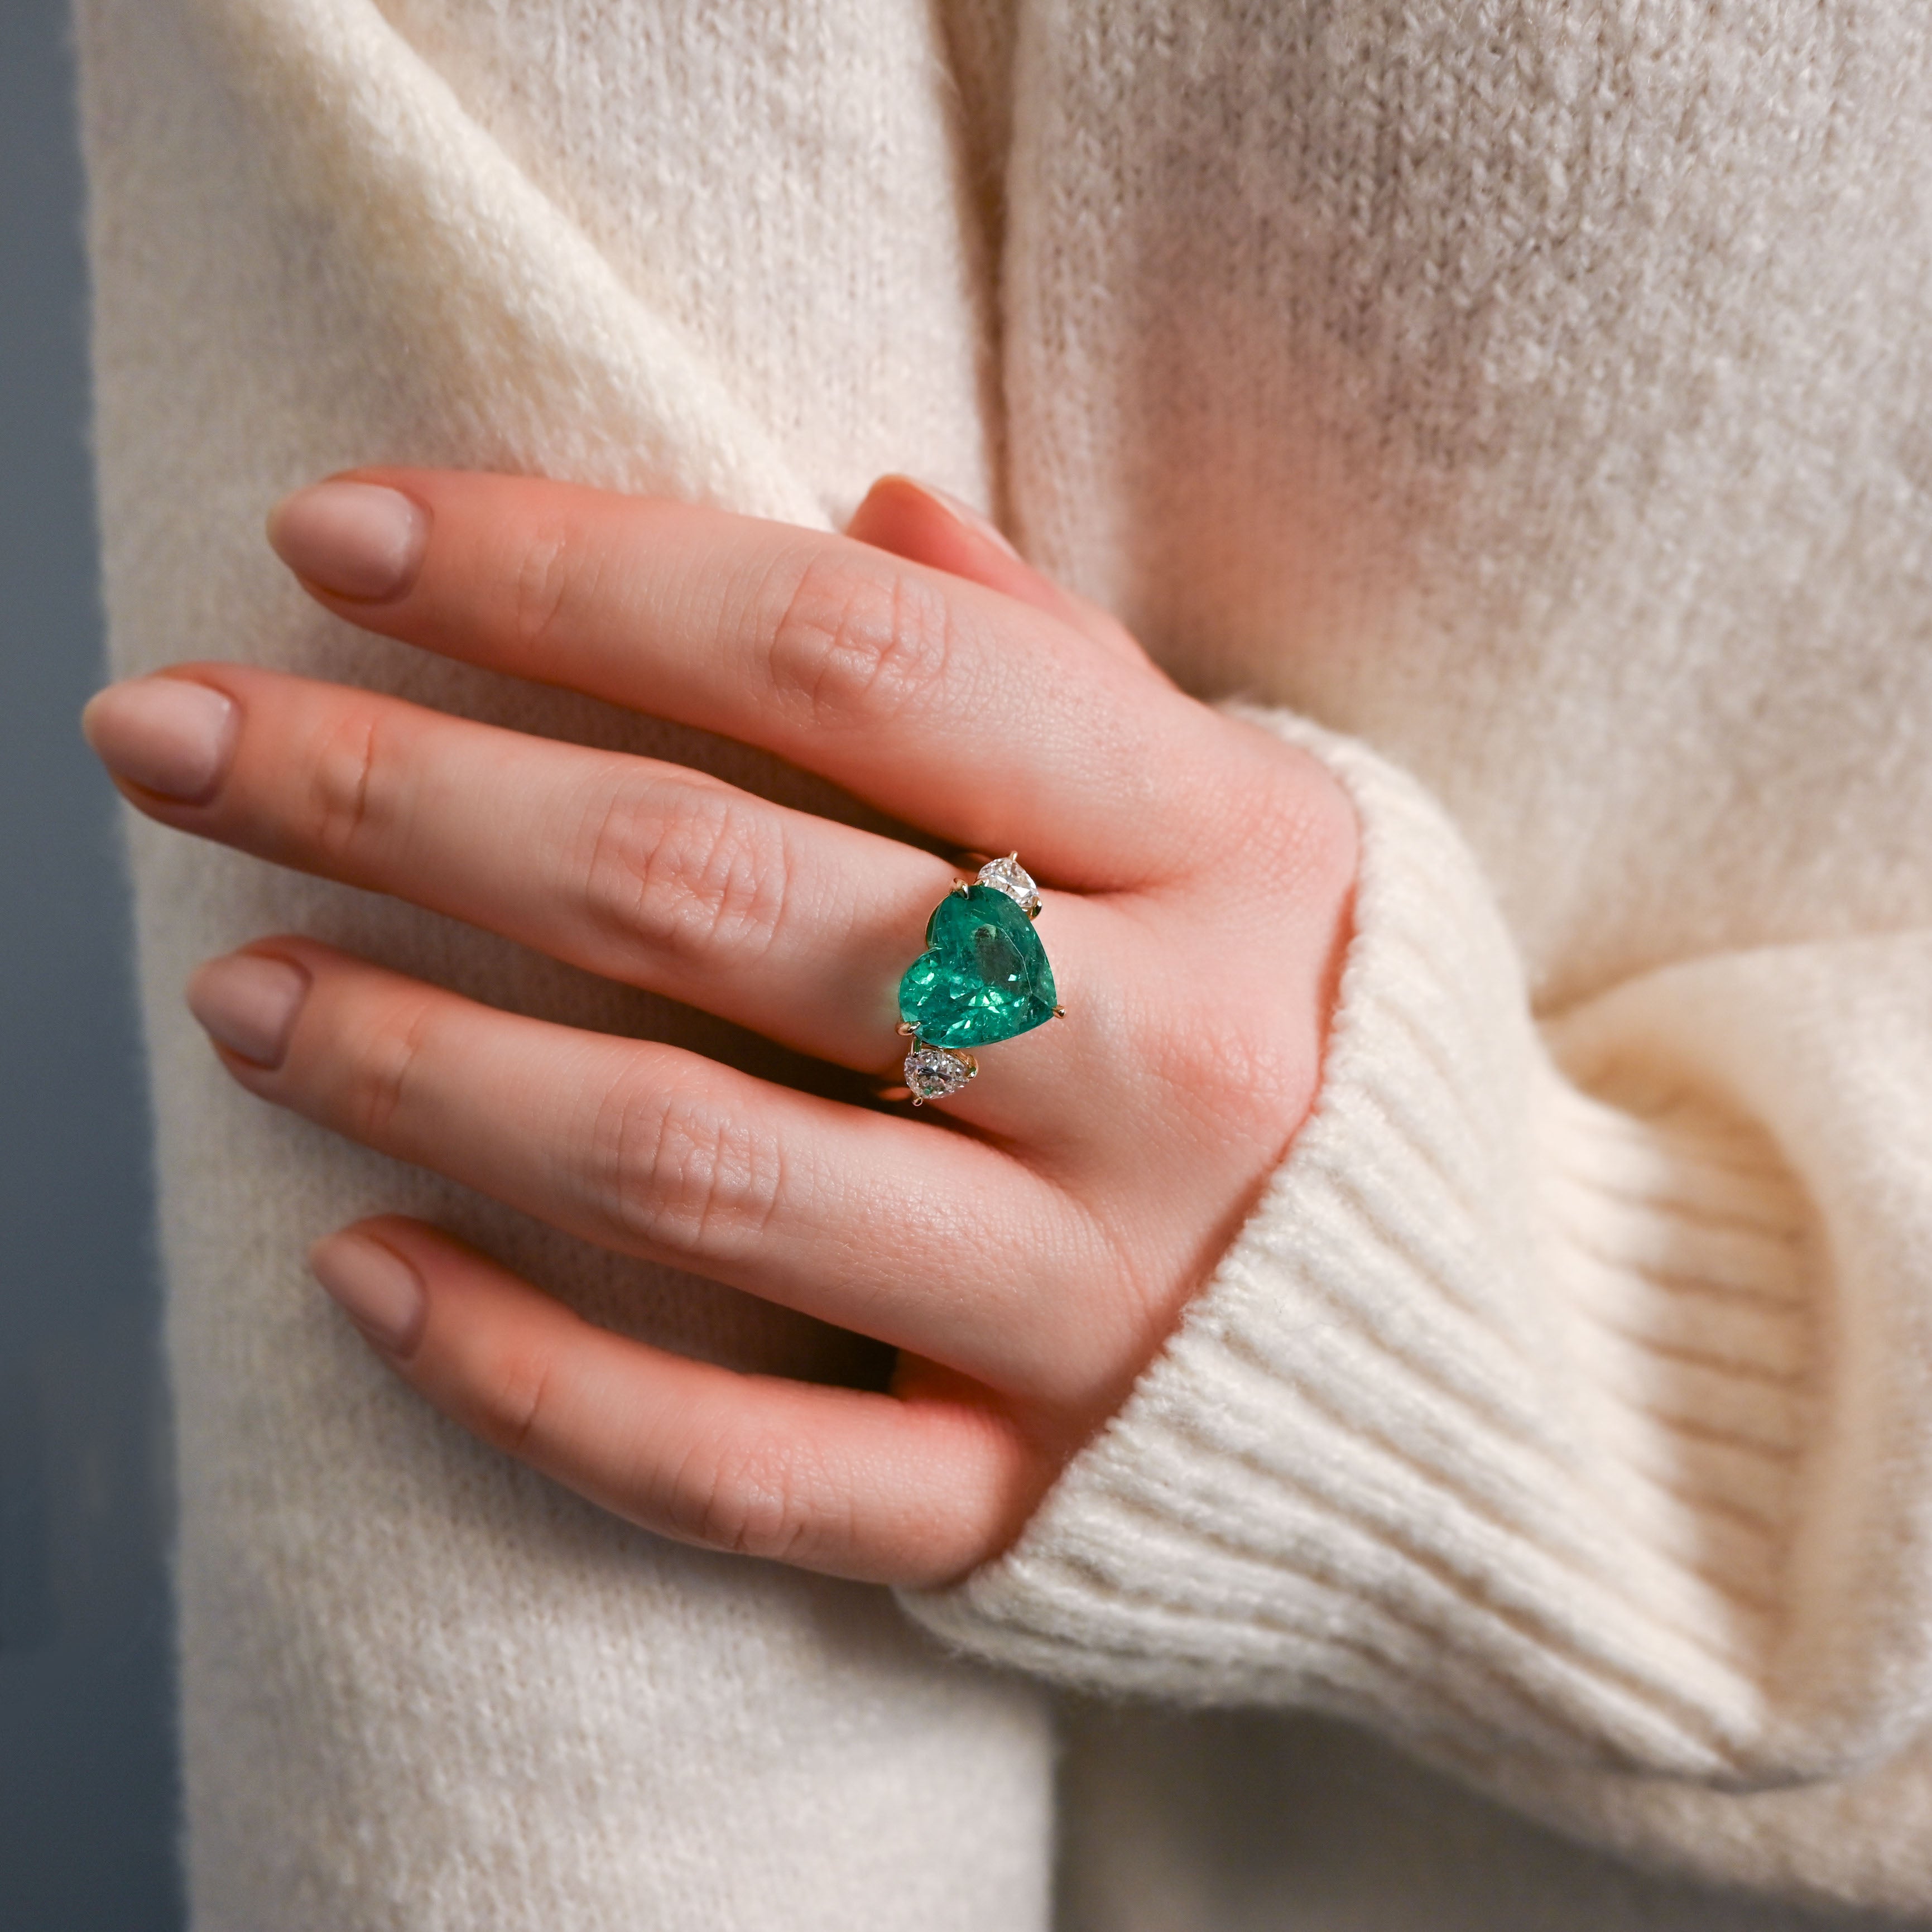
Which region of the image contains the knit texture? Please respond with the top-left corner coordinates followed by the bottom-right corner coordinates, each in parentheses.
top-left (74, 0), bottom-right (1932, 1924)
top-left (911, 717), bottom-right (1932, 1794)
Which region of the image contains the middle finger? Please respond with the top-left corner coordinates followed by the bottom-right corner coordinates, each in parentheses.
top-left (268, 470), bottom-right (1243, 888)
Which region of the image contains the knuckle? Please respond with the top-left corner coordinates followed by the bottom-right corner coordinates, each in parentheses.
top-left (1238, 748), bottom-right (1361, 900)
top-left (468, 1337), bottom-right (557, 1461)
top-left (302, 711), bottom-right (387, 862)
top-left (509, 515), bottom-right (597, 651)
top-left (579, 782), bottom-right (790, 969)
top-left (593, 1070), bottom-right (786, 1263)
top-left (669, 1428), bottom-right (831, 1563)
top-left (765, 550), bottom-right (955, 732)
top-left (1172, 1022), bottom-right (1298, 1112)
top-left (1149, 1002), bottom-right (1320, 1142)
top-left (1281, 757), bottom-right (1361, 898)
top-left (341, 989), bottom-right (441, 1144)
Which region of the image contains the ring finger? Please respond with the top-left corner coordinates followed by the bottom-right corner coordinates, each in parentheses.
top-left (91, 664), bottom-right (1112, 1134)
top-left (189, 938), bottom-right (1123, 1403)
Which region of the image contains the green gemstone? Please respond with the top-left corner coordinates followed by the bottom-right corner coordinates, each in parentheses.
top-left (898, 885), bottom-right (1058, 1049)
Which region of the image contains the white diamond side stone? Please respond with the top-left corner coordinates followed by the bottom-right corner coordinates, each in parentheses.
top-left (976, 854), bottom-right (1040, 916)
top-left (904, 1045), bottom-right (977, 1102)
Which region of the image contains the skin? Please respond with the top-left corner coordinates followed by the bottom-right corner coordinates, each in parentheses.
top-left (83, 470), bottom-right (1357, 1588)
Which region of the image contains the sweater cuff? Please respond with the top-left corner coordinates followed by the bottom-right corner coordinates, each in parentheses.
top-left (901, 715), bottom-right (1815, 1782)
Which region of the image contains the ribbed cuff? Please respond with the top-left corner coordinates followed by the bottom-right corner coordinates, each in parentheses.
top-left (902, 717), bottom-right (1814, 1783)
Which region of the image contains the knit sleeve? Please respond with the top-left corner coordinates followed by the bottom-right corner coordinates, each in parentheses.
top-left (903, 714), bottom-right (1932, 1790)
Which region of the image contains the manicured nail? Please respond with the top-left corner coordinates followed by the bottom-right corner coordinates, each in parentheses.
top-left (266, 480), bottom-right (427, 600)
top-left (911, 480), bottom-right (1020, 558)
top-left (310, 1233), bottom-right (426, 1353)
top-left (82, 677), bottom-right (237, 803)
top-left (186, 953), bottom-right (310, 1068)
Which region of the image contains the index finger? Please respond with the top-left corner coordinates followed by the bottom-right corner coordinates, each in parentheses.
top-left (266, 470), bottom-right (1250, 888)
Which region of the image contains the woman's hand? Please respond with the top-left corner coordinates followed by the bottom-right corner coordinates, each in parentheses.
top-left (82, 471), bottom-right (1356, 1587)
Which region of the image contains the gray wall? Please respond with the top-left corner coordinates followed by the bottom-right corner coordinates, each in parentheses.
top-left (1, 1), bottom-right (182, 1924)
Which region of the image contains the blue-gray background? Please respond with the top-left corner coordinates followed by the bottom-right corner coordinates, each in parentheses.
top-left (2, 0), bottom-right (183, 1924)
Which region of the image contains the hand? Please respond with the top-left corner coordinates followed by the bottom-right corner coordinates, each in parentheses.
top-left (83, 472), bottom-right (1356, 1587)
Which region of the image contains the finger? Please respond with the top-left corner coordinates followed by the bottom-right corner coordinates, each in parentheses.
top-left (94, 664), bottom-right (958, 1070)
top-left (843, 474), bottom-right (1153, 670)
top-left (265, 469), bottom-right (1255, 887)
top-left (193, 941), bottom-right (1117, 1398)
top-left (97, 665), bottom-right (1122, 1142)
top-left (310, 1218), bottom-right (1045, 1585)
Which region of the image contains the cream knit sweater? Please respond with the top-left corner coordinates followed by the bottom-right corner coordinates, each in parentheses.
top-left (75, 0), bottom-right (1932, 1925)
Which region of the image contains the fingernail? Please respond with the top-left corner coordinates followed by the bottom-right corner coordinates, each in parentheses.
top-left (186, 952), bottom-right (311, 1068)
top-left (267, 480), bottom-right (428, 600)
top-left (911, 480), bottom-right (1020, 559)
top-left (310, 1232), bottom-right (426, 1353)
top-left (82, 677), bottom-right (237, 803)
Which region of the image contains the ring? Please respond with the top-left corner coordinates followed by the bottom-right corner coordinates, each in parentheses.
top-left (893, 854), bottom-right (1063, 1104)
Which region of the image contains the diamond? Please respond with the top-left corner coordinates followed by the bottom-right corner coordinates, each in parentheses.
top-left (975, 854), bottom-right (1041, 917)
top-left (904, 1044), bottom-right (977, 1103)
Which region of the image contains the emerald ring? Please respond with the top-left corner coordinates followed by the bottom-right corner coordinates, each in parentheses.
top-left (895, 854), bottom-right (1063, 1104)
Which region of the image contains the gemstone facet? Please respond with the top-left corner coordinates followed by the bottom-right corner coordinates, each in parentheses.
top-left (976, 854), bottom-right (1041, 916)
top-left (903, 1044), bottom-right (977, 1102)
top-left (898, 885), bottom-right (1058, 1049)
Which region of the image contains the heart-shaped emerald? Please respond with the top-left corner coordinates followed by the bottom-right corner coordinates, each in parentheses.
top-left (897, 885), bottom-right (1058, 1049)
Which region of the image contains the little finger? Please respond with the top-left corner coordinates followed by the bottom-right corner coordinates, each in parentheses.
top-left (311, 1217), bottom-right (1045, 1585)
